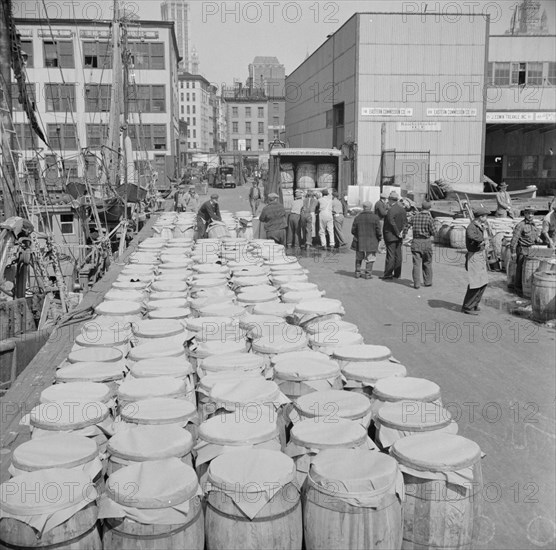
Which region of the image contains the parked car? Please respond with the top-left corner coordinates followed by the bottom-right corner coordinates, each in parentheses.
top-left (213, 166), bottom-right (236, 188)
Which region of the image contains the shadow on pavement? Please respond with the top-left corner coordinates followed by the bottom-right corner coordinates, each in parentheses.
top-left (427, 299), bottom-right (462, 311)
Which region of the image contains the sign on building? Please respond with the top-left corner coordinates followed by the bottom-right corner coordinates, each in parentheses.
top-left (361, 108), bottom-right (413, 117)
top-left (486, 112), bottom-right (556, 123)
top-left (426, 108), bottom-right (477, 117)
top-left (397, 122), bottom-right (441, 132)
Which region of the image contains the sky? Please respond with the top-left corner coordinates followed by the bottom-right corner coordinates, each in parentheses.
top-left (13, 0), bottom-right (555, 87)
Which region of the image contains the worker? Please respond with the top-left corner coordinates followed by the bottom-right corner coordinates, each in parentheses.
top-left (259, 193), bottom-right (287, 245)
top-left (332, 190), bottom-right (347, 248)
top-left (409, 200), bottom-right (436, 289)
top-left (184, 185), bottom-right (200, 213)
top-left (304, 190), bottom-right (318, 247)
top-left (249, 179), bottom-right (262, 216)
top-left (287, 190), bottom-right (304, 249)
top-left (382, 191), bottom-right (408, 280)
top-left (375, 191), bottom-right (389, 253)
top-left (174, 182), bottom-right (188, 212)
top-left (197, 194), bottom-right (222, 239)
top-left (317, 189), bottom-right (335, 249)
top-left (461, 207), bottom-right (490, 315)
top-left (541, 199), bottom-right (556, 248)
top-left (351, 201), bottom-right (382, 279)
top-left (510, 206), bottom-right (541, 296)
top-left (495, 182), bottom-right (513, 218)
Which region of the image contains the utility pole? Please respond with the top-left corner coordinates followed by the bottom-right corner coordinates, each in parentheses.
top-left (0, 0), bottom-right (17, 219)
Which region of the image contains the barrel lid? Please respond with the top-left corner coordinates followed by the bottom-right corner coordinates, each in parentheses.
top-left (271, 349), bottom-right (331, 366)
top-left (390, 433), bottom-right (481, 471)
top-left (377, 402), bottom-right (452, 431)
top-left (282, 290), bottom-right (323, 304)
top-left (148, 307), bottom-right (191, 320)
top-left (306, 320), bottom-right (359, 336)
top-left (232, 276), bottom-right (270, 287)
top-left (107, 458), bottom-right (198, 508)
top-left (160, 247), bottom-right (191, 255)
top-left (202, 352), bottom-right (265, 373)
top-left (128, 341), bottom-right (184, 362)
top-left (105, 289), bottom-right (144, 303)
top-left (133, 319), bottom-right (186, 339)
top-left (280, 282), bottom-right (319, 294)
top-left (191, 271), bottom-right (229, 281)
top-left (31, 401), bottom-right (109, 430)
top-left (118, 376), bottom-right (186, 401)
top-left (239, 314), bottom-right (284, 331)
top-left (155, 272), bottom-right (191, 281)
top-left (294, 298), bottom-right (344, 316)
top-left (332, 344), bottom-right (391, 362)
top-left (41, 382), bottom-right (112, 404)
top-left (121, 264), bottom-right (155, 273)
top-left (185, 316), bottom-right (236, 332)
top-left (198, 303), bottom-right (247, 318)
top-left (95, 300), bottom-right (142, 316)
top-left (191, 340), bottom-right (247, 358)
top-left (108, 425), bottom-right (193, 461)
top-left (208, 449), bottom-right (295, 489)
top-left (12, 433), bottom-right (98, 471)
top-left (56, 362), bottom-right (126, 383)
top-left (75, 330), bottom-right (128, 348)
top-left (231, 267), bottom-right (268, 277)
top-left (274, 359), bottom-right (340, 381)
top-left (121, 397), bottom-right (196, 425)
top-left (190, 278), bottom-right (229, 289)
top-left (115, 275), bottom-right (152, 285)
top-left (342, 361), bottom-right (407, 384)
top-left (265, 257), bottom-right (299, 267)
top-left (198, 370), bottom-right (264, 393)
top-left (1, 469), bottom-right (94, 515)
top-left (290, 419), bottom-right (367, 448)
top-left (67, 346), bottom-right (123, 364)
top-left (158, 260), bottom-right (192, 270)
top-left (252, 302), bottom-right (295, 317)
top-left (237, 292), bottom-right (280, 305)
top-left (151, 280), bottom-right (188, 293)
top-left (146, 298), bottom-right (189, 310)
top-left (130, 357), bottom-right (193, 378)
top-left (373, 377), bottom-right (441, 402)
top-left (227, 260), bottom-right (264, 269)
top-left (160, 254), bottom-right (193, 263)
top-left (251, 328), bottom-right (307, 354)
top-left (210, 379), bottom-right (281, 405)
top-left (295, 390), bottom-right (371, 420)
top-left (271, 274), bottom-right (309, 285)
top-left (193, 264), bottom-right (229, 274)
top-left (311, 449), bottom-right (398, 491)
top-left (238, 285), bottom-right (279, 296)
top-left (199, 415), bottom-right (279, 446)
top-left (311, 331), bottom-right (363, 348)
top-left (148, 291), bottom-right (188, 301)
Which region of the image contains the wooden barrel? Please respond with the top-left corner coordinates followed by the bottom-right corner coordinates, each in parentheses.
top-left (449, 225), bottom-right (467, 249)
top-left (375, 402), bottom-right (458, 450)
top-left (103, 459), bottom-right (204, 550)
top-left (280, 162), bottom-right (295, 186)
top-left (117, 376), bottom-right (189, 409)
top-left (371, 377), bottom-right (442, 421)
top-left (250, 327), bottom-right (309, 366)
top-left (205, 449), bottom-right (302, 550)
top-left (391, 433), bottom-right (483, 550)
top-left (532, 271), bottom-right (556, 322)
top-left (188, 339), bottom-right (248, 372)
top-left (296, 162), bottom-right (317, 189)
top-left (67, 346), bottom-right (123, 364)
top-left (207, 221), bottom-right (229, 239)
top-left (127, 341), bottom-right (187, 366)
top-left (200, 351), bottom-right (266, 376)
top-left (437, 224), bottom-right (452, 246)
top-left (0, 469), bottom-right (101, 550)
top-left (522, 256), bottom-right (542, 298)
top-left (303, 449), bottom-right (403, 550)
top-left (40, 381), bottom-right (114, 407)
top-left (316, 163), bottom-right (337, 187)
top-left (55, 362), bottom-right (126, 394)
top-left (93, 300), bottom-right (143, 328)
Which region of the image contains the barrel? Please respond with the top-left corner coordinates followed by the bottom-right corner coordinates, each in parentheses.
top-left (316, 163), bottom-right (337, 188)
top-left (198, 303), bottom-right (247, 319)
top-left (104, 288), bottom-right (145, 303)
top-left (186, 316), bottom-right (243, 343)
top-left (292, 298), bottom-right (345, 330)
top-left (188, 340), bottom-right (248, 372)
top-left (391, 433), bottom-right (483, 550)
top-left (55, 362), bottom-right (126, 393)
top-left (40, 381), bottom-right (114, 407)
top-left (205, 449), bottom-right (302, 550)
top-left (271, 273), bottom-right (309, 286)
top-left (279, 282), bottom-right (320, 294)
top-left (375, 401), bottom-right (458, 450)
top-left (251, 326), bottom-right (309, 366)
top-left (200, 352), bottom-right (266, 377)
top-left (310, 330), bottom-right (364, 355)
top-left (127, 341), bottom-right (187, 366)
top-left (148, 307), bottom-right (192, 322)
top-left (531, 271), bottom-right (556, 322)
top-left (437, 223), bottom-right (453, 246)
top-left (103, 459), bottom-right (204, 550)
top-left (72, 328), bottom-right (129, 357)
top-left (280, 162), bottom-right (294, 188)
top-left (132, 319), bottom-right (190, 347)
top-left (449, 225), bottom-right (467, 249)
top-left (522, 256), bottom-right (542, 298)
top-left (286, 419), bottom-right (374, 486)
top-left (174, 224), bottom-right (195, 239)
top-left (282, 289), bottom-right (325, 303)
top-left (0, 469), bottom-right (101, 550)
top-left (67, 346), bottom-right (123, 365)
top-left (94, 300), bottom-right (142, 328)
top-left (307, 319), bottom-right (359, 338)
top-left (371, 377), bottom-right (442, 421)
top-left (303, 449), bottom-right (403, 550)
top-left (296, 162), bottom-right (317, 189)
top-left (107, 424), bottom-right (194, 475)
top-left (118, 376), bottom-right (190, 409)
top-left (145, 298), bottom-right (190, 311)
top-left (252, 302), bottom-right (296, 318)
top-left (207, 221), bottom-right (229, 239)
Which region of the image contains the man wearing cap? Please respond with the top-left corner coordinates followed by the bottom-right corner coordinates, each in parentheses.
top-left (249, 179), bottom-right (263, 216)
top-left (174, 182), bottom-right (188, 212)
top-left (462, 207), bottom-right (490, 314)
top-left (304, 191), bottom-right (318, 247)
top-left (495, 182), bottom-right (513, 218)
top-left (183, 185), bottom-right (200, 213)
top-left (287, 190), bottom-right (305, 249)
top-left (382, 191), bottom-right (408, 279)
top-left (197, 194), bottom-right (222, 239)
top-left (332, 190), bottom-right (347, 249)
top-left (409, 201), bottom-right (436, 289)
top-left (260, 193), bottom-right (287, 245)
top-left (541, 199), bottom-right (556, 248)
top-left (375, 191), bottom-right (389, 254)
top-left (510, 206), bottom-right (542, 295)
top-left (316, 189), bottom-right (335, 249)
top-left (351, 201), bottom-right (382, 278)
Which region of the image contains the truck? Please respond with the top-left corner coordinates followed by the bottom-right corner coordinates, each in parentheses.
top-left (266, 148), bottom-right (343, 209)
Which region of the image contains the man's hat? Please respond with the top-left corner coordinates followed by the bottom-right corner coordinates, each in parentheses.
top-left (189, 185), bottom-right (195, 190)
top-left (523, 205), bottom-right (536, 213)
top-left (268, 192), bottom-right (279, 200)
top-left (388, 191), bottom-right (399, 200)
top-left (499, 182), bottom-right (508, 188)
top-left (295, 190), bottom-right (303, 197)
top-left (421, 201), bottom-right (432, 210)
top-left (473, 207), bottom-right (490, 217)
top-left (362, 201), bottom-right (373, 210)
top-left (210, 194), bottom-right (219, 200)
top-left (380, 191), bottom-right (389, 199)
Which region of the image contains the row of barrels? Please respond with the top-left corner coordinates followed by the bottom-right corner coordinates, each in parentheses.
top-left (280, 162), bottom-right (337, 190)
top-left (1, 213), bottom-right (484, 550)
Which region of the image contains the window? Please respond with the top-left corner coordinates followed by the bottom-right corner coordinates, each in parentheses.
top-left (83, 41), bottom-right (111, 68)
top-left (20, 40), bottom-right (33, 67)
top-left (128, 124), bottom-right (167, 150)
top-left (11, 83), bottom-right (36, 111)
top-left (527, 62), bottom-right (543, 85)
top-left (84, 154), bottom-right (98, 182)
top-left (258, 107), bottom-right (264, 118)
top-left (186, 82), bottom-right (189, 88)
top-left (232, 106), bottom-right (238, 117)
top-left (44, 155), bottom-right (59, 187)
top-left (130, 85), bottom-right (165, 113)
top-left (193, 117), bottom-right (196, 125)
top-left (273, 129), bottom-right (279, 139)
top-left (232, 121), bottom-right (238, 133)
top-left (62, 159), bottom-right (78, 180)
top-left (493, 62), bottom-right (510, 86)
top-left (522, 155), bottom-right (538, 177)
top-left (43, 41), bottom-right (74, 68)
top-left (180, 82), bottom-right (184, 89)
top-left (245, 122), bottom-right (251, 133)
top-left (180, 105), bottom-right (184, 115)
top-left (258, 139), bottom-right (265, 150)
top-left (187, 130), bottom-right (190, 138)
top-left (506, 156), bottom-right (522, 178)
top-left (45, 84), bottom-right (76, 111)
top-left (47, 124), bottom-right (77, 150)
top-left (85, 84), bottom-right (111, 111)
top-left (510, 62), bottom-right (526, 85)
top-left (13, 123), bottom-right (34, 149)
top-left (86, 124), bottom-right (109, 148)
top-left (186, 93), bottom-right (190, 101)
top-left (548, 62), bottom-right (556, 86)
top-left (272, 116), bottom-right (279, 126)
top-left (181, 93), bottom-right (184, 101)
top-left (187, 117), bottom-right (190, 124)
top-left (246, 138), bottom-right (251, 151)
top-left (258, 122), bottom-right (264, 134)
top-left (273, 102), bottom-right (279, 112)
top-left (333, 103), bottom-right (344, 127)
top-left (191, 82), bottom-right (195, 88)
top-left (487, 63), bottom-right (493, 85)
top-left (187, 105), bottom-right (190, 114)
top-left (60, 214), bottom-right (75, 234)
top-left (193, 129), bottom-right (196, 138)
top-left (129, 42), bottom-right (164, 69)
top-left (245, 107), bottom-right (251, 117)
top-left (233, 139), bottom-right (239, 150)
top-left (192, 105), bottom-right (196, 114)
top-left (192, 93), bottom-right (196, 101)
top-left (325, 109), bottom-right (333, 128)
top-left (193, 142), bottom-right (197, 149)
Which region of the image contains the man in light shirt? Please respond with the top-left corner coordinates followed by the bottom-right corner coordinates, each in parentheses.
top-left (541, 199), bottom-right (556, 248)
top-left (287, 190), bottom-right (304, 249)
top-left (317, 189), bottom-right (335, 249)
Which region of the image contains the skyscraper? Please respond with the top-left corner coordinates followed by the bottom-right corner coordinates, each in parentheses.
top-left (161, 0), bottom-right (191, 70)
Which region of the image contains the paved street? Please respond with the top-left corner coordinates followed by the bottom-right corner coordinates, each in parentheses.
top-left (217, 186), bottom-right (556, 550)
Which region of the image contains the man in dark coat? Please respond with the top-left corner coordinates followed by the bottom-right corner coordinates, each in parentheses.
top-left (260, 193), bottom-right (287, 245)
top-left (351, 201), bottom-right (382, 279)
top-left (382, 191), bottom-right (408, 279)
top-left (197, 194), bottom-right (222, 239)
top-left (374, 191), bottom-right (389, 253)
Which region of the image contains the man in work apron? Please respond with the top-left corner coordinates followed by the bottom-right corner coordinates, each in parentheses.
top-left (462, 208), bottom-right (490, 315)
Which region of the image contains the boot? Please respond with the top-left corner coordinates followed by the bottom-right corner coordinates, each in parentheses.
top-left (355, 259), bottom-right (362, 278)
top-left (364, 262), bottom-right (374, 279)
